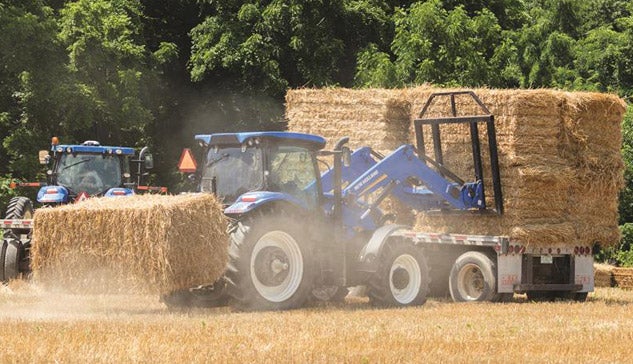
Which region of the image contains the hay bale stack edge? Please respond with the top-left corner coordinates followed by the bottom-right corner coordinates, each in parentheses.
top-left (286, 87), bottom-right (626, 248)
top-left (31, 194), bottom-right (228, 295)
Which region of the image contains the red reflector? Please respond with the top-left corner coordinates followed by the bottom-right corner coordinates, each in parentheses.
top-left (46, 188), bottom-right (58, 194)
top-left (113, 191), bottom-right (126, 196)
top-left (586, 246), bottom-right (591, 255)
top-left (241, 196), bottom-right (257, 202)
top-left (574, 246), bottom-right (579, 255)
top-left (579, 247), bottom-right (585, 255)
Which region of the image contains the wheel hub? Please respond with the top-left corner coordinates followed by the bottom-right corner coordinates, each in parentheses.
top-left (458, 264), bottom-right (485, 300)
top-left (249, 230), bottom-right (304, 303)
top-left (389, 254), bottom-right (422, 304)
top-left (253, 246), bottom-right (289, 286)
top-left (391, 267), bottom-right (410, 290)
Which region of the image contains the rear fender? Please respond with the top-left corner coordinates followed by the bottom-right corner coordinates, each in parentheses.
top-left (357, 224), bottom-right (409, 273)
top-left (224, 191), bottom-right (310, 217)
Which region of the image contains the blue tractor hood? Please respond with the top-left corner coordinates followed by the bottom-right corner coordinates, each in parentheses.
top-left (195, 132), bottom-right (326, 151)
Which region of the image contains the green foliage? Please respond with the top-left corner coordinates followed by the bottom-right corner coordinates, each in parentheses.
top-left (356, 0), bottom-right (514, 88)
top-left (620, 108), bottom-right (633, 224)
top-left (189, 0), bottom-right (392, 96)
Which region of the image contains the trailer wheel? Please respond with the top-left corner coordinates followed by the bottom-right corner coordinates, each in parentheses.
top-left (449, 251), bottom-right (501, 302)
top-left (226, 216), bottom-right (315, 311)
top-left (1, 240), bottom-right (21, 283)
top-left (4, 197), bottom-right (34, 236)
top-left (367, 241), bottom-right (430, 307)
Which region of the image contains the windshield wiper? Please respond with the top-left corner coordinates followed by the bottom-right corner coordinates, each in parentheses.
top-left (207, 153), bottom-right (229, 167)
top-left (62, 158), bottom-right (91, 170)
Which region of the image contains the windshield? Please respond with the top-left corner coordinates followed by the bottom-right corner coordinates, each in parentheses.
top-left (267, 146), bottom-right (319, 207)
top-left (55, 153), bottom-right (124, 195)
top-left (201, 147), bottom-right (263, 203)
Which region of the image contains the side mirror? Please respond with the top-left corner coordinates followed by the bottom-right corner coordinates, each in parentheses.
top-left (39, 150), bottom-right (50, 164)
top-left (342, 147), bottom-right (351, 167)
top-left (144, 153), bottom-right (154, 170)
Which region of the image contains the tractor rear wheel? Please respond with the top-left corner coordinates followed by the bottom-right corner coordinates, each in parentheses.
top-left (226, 216), bottom-right (315, 311)
top-left (367, 241), bottom-right (430, 307)
top-left (4, 197), bottom-right (34, 236)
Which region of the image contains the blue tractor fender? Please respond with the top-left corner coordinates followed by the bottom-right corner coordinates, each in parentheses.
top-left (357, 224), bottom-right (409, 273)
top-left (37, 186), bottom-right (69, 204)
top-left (104, 188), bottom-right (135, 197)
top-left (224, 191), bottom-right (311, 216)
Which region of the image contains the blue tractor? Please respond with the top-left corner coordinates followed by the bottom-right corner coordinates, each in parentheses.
top-left (1, 137), bottom-right (159, 282)
top-left (170, 91), bottom-right (521, 311)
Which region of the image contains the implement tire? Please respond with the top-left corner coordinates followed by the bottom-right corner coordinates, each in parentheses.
top-left (5, 197), bottom-right (34, 236)
top-left (226, 215), bottom-right (315, 311)
top-left (449, 251), bottom-right (502, 302)
top-left (1, 240), bottom-right (21, 283)
top-left (367, 241), bottom-right (430, 307)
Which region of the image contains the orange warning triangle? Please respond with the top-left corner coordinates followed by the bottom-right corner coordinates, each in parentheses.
top-left (75, 192), bottom-right (89, 202)
top-left (178, 148), bottom-right (197, 173)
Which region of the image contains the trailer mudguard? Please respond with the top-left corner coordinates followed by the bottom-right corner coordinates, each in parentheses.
top-left (357, 224), bottom-right (409, 273)
top-left (224, 191), bottom-right (310, 216)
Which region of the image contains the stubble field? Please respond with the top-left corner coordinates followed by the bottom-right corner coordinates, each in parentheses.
top-left (0, 281), bottom-right (632, 363)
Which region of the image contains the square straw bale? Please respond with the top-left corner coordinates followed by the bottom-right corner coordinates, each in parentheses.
top-left (286, 88), bottom-right (411, 155)
top-left (594, 263), bottom-right (615, 287)
top-left (31, 194), bottom-right (228, 295)
top-left (613, 267), bottom-right (633, 289)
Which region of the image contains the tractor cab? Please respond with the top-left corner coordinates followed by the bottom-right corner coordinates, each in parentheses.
top-left (184, 132), bottom-right (326, 209)
top-left (30, 138), bottom-right (155, 204)
top-left (41, 140), bottom-right (136, 202)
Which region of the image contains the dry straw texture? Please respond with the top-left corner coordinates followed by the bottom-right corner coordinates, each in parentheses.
top-left (594, 263), bottom-right (615, 287)
top-left (613, 267), bottom-right (633, 289)
top-left (286, 87), bottom-right (626, 247)
top-left (31, 194), bottom-right (228, 295)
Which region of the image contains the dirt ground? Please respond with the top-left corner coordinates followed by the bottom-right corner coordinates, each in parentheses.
top-left (1, 281), bottom-right (632, 363)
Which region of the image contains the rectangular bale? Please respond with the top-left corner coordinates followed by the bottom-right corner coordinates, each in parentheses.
top-left (31, 194), bottom-right (228, 295)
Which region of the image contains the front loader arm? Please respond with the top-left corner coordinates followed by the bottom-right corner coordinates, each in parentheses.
top-left (341, 144), bottom-right (485, 228)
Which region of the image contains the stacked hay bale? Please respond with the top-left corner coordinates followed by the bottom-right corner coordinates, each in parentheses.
top-left (31, 194), bottom-right (228, 295)
top-left (286, 87), bottom-right (626, 249)
top-left (613, 267), bottom-right (633, 289)
top-left (285, 88), bottom-right (411, 155)
top-left (594, 263), bottom-right (615, 287)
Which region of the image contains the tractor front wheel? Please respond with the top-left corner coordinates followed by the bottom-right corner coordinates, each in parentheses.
top-left (226, 216), bottom-right (315, 311)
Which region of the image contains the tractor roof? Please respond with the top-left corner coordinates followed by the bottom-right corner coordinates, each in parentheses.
top-left (195, 132), bottom-right (327, 150)
top-left (53, 142), bottom-right (135, 155)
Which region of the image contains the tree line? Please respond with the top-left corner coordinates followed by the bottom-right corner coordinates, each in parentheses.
top-left (1, 0), bottom-right (632, 225)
